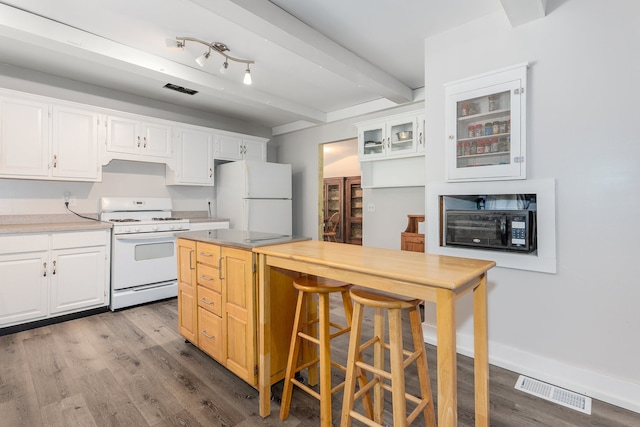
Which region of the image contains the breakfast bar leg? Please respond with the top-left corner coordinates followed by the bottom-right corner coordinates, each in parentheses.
top-left (258, 254), bottom-right (271, 418)
top-left (474, 274), bottom-right (490, 427)
top-left (436, 289), bottom-right (457, 426)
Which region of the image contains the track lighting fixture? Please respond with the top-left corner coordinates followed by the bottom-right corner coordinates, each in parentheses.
top-left (168, 36), bottom-right (254, 85)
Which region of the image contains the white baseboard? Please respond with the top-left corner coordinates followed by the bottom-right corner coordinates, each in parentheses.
top-left (421, 324), bottom-right (640, 414)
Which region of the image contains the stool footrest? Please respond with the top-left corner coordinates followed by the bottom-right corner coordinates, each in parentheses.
top-left (356, 360), bottom-right (392, 381)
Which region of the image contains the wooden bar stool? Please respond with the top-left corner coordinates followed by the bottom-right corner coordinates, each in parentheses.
top-left (280, 275), bottom-right (369, 427)
top-left (340, 288), bottom-right (436, 427)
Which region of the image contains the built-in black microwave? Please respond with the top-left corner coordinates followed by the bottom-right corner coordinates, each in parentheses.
top-left (445, 210), bottom-right (536, 253)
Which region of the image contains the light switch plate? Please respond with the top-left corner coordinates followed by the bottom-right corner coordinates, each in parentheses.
top-left (367, 203), bottom-right (376, 212)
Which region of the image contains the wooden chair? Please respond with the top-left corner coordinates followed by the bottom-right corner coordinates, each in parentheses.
top-left (323, 211), bottom-right (340, 242)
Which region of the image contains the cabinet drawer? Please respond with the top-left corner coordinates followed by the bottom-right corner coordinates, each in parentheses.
top-left (198, 307), bottom-right (222, 361)
top-left (198, 285), bottom-right (222, 316)
top-left (196, 242), bottom-right (220, 266)
top-left (197, 264), bottom-right (221, 293)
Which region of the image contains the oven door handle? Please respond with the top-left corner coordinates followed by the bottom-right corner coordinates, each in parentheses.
top-left (114, 232), bottom-right (178, 241)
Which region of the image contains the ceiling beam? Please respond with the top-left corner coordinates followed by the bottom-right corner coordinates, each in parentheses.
top-left (189, 0), bottom-right (414, 104)
top-left (0, 3), bottom-right (327, 124)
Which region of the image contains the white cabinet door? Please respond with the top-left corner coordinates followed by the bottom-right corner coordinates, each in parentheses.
top-left (0, 250), bottom-right (49, 326)
top-left (51, 104), bottom-right (100, 181)
top-left (214, 134), bottom-right (243, 161)
top-left (445, 63), bottom-right (527, 181)
top-left (357, 111), bottom-right (422, 162)
top-left (141, 121), bottom-right (172, 158)
top-left (0, 95), bottom-right (50, 177)
top-left (167, 127), bottom-right (214, 186)
top-left (106, 115), bottom-right (172, 158)
top-left (50, 245), bottom-right (107, 314)
top-left (242, 138), bottom-right (267, 161)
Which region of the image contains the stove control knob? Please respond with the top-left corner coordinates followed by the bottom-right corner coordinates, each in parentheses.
top-left (124, 227), bottom-right (131, 233)
top-left (134, 227), bottom-right (141, 232)
top-left (169, 225), bottom-right (175, 230)
top-left (152, 225), bottom-right (159, 231)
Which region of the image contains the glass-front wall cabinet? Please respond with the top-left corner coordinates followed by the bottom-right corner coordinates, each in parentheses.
top-left (345, 176), bottom-right (362, 245)
top-left (358, 111), bottom-right (422, 161)
top-left (445, 64), bottom-right (527, 181)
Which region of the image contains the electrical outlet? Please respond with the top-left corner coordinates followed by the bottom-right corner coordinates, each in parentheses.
top-left (367, 203), bottom-right (376, 212)
top-left (206, 198), bottom-right (213, 206)
top-left (68, 196), bottom-right (77, 207)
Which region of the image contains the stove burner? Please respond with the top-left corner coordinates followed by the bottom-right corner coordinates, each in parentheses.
top-left (110, 219), bottom-right (141, 223)
top-left (151, 217), bottom-right (183, 221)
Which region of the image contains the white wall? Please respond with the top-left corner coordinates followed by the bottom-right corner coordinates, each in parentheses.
top-left (273, 102), bottom-right (424, 244)
top-left (423, 0), bottom-right (639, 413)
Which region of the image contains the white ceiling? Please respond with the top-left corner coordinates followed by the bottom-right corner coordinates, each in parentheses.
top-left (0, 1), bottom-right (540, 135)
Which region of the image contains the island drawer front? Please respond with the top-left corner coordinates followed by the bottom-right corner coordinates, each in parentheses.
top-left (198, 285), bottom-right (222, 316)
top-left (197, 264), bottom-right (222, 292)
top-left (196, 243), bottom-right (221, 266)
top-left (198, 307), bottom-right (223, 361)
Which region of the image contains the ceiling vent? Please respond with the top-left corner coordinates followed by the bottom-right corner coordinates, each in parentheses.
top-left (163, 83), bottom-right (198, 95)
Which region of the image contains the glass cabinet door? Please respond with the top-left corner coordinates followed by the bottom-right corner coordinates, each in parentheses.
top-left (360, 124), bottom-right (385, 160)
top-left (445, 64), bottom-right (527, 181)
top-left (345, 176), bottom-right (362, 245)
top-left (387, 117), bottom-right (417, 156)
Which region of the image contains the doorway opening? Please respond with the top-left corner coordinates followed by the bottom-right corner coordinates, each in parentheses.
top-left (321, 139), bottom-right (362, 245)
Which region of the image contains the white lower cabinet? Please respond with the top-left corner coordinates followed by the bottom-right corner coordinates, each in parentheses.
top-left (0, 230), bottom-right (110, 328)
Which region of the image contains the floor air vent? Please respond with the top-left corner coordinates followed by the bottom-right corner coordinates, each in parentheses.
top-left (515, 375), bottom-right (592, 415)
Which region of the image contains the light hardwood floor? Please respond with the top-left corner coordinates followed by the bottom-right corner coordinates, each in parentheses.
top-left (1, 298), bottom-right (637, 426)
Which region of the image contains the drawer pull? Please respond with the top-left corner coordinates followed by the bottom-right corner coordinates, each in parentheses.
top-left (200, 298), bottom-right (214, 305)
top-left (199, 275), bottom-right (213, 281)
top-left (201, 330), bottom-right (215, 340)
top-left (200, 252), bottom-right (213, 257)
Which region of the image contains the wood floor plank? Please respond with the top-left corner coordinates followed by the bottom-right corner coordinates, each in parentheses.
top-left (40, 392), bottom-right (98, 427)
top-left (78, 368), bottom-right (148, 426)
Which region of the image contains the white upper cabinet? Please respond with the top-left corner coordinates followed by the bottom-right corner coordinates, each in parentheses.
top-left (166, 126), bottom-right (214, 186)
top-left (356, 111), bottom-right (424, 161)
top-left (445, 64), bottom-right (528, 181)
top-left (0, 91), bottom-right (101, 182)
top-left (214, 133), bottom-right (267, 162)
top-left (51, 104), bottom-right (101, 181)
top-left (105, 114), bottom-right (172, 160)
top-left (0, 94), bottom-right (50, 178)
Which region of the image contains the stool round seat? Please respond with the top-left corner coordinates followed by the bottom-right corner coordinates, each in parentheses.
top-left (349, 287), bottom-right (421, 310)
top-left (293, 276), bottom-right (351, 294)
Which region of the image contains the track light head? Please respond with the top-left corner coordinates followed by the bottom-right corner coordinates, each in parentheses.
top-left (243, 65), bottom-right (252, 85)
top-left (220, 59), bottom-right (229, 75)
top-left (195, 50), bottom-right (210, 67)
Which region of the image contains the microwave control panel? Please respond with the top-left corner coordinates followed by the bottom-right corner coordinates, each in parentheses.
top-left (510, 218), bottom-right (527, 245)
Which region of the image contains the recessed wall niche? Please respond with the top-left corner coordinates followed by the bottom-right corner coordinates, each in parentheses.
top-left (427, 179), bottom-right (556, 273)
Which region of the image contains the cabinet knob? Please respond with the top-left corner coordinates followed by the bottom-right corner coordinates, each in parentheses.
top-left (209, 168), bottom-right (213, 178)
top-left (43, 262), bottom-right (47, 277)
top-left (448, 135), bottom-right (454, 140)
top-left (137, 136), bottom-right (141, 147)
top-left (52, 260), bottom-right (56, 275)
top-left (143, 137), bottom-right (147, 148)
top-left (53, 155), bottom-right (57, 168)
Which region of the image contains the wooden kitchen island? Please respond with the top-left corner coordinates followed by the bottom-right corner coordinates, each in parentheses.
top-left (254, 240), bottom-right (496, 427)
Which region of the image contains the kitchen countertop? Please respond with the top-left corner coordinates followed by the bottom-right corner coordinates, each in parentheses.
top-left (176, 229), bottom-right (310, 249)
top-left (0, 212), bottom-right (228, 234)
top-left (0, 214), bottom-right (112, 234)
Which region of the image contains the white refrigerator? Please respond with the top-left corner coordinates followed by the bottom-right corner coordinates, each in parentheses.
top-left (215, 160), bottom-right (293, 235)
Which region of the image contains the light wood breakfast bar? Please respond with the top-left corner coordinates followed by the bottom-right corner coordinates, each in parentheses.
top-left (254, 240), bottom-right (496, 426)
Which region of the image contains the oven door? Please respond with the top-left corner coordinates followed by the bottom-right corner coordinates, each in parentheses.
top-left (112, 232), bottom-right (177, 290)
top-left (445, 211), bottom-right (507, 249)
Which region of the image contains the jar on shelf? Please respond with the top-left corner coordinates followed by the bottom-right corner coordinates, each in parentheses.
top-left (498, 137), bottom-right (509, 152)
top-left (499, 121), bottom-right (508, 134)
top-left (461, 103), bottom-right (469, 116)
top-left (470, 141), bottom-right (477, 154)
top-left (490, 138), bottom-right (499, 152)
top-left (484, 122), bottom-right (493, 136)
top-left (474, 123), bottom-right (483, 137)
top-left (463, 141), bottom-right (471, 155)
top-left (488, 95), bottom-right (499, 111)
top-left (457, 142), bottom-right (463, 156)
top-left (476, 140), bottom-right (484, 154)
top-left (492, 121), bottom-right (500, 134)
top-left (468, 124), bottom-right (475, 138)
